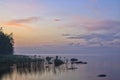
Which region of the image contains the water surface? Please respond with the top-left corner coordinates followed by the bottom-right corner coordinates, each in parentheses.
top-left (0, 53), bottom-right (120, 80)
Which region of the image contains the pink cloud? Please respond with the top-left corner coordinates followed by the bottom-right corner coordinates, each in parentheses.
top-left (8, 17), bottom-right (40, 24)
top-left (85, 20), bottom-right (120, 31)
top-left (72, 16), bottom-right (92, 23)
top-left (54, 18), bottom-right (61, 22)
top-left (69, 16), bottom-right (120, 32)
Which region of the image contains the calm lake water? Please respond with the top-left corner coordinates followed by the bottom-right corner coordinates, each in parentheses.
top-left (0, 53), bottom-right (120, 80)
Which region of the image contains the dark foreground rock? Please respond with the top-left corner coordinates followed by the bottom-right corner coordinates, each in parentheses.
top-left (54, 59), bottom-right (64, 66)
top-left (68, 67), bottom-right (78, 70)
top-left (54, 56), bottom-right (64, 67)
top-left (97, 74), bottom-right (107, 77)
top-left (75, 61), bottom-right (87, 64)
top-left (71, 58), bottom-right (78, 62)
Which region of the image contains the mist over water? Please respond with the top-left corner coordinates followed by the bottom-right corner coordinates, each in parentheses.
top-left (14, 46), bottom-right (120, 55)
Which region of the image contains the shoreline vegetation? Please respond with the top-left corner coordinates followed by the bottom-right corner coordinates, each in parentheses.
top-left (0, 54), bottom-right (87, 79)
top-left (0, 55), bottom-right (87, 68)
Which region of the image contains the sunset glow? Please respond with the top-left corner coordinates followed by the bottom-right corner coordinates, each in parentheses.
top-left (0, 0), bottom-right (120, 50)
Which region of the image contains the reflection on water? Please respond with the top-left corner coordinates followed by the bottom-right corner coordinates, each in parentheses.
top-left (0, 54), bottom-right (120, 80)
top-left (0, 61), bottom-right (70, 80)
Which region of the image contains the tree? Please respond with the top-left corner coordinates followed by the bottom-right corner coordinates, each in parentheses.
top-left (0, 27), bottom-right (14, 55)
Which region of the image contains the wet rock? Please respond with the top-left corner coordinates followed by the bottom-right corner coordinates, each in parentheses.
top-left (48, 62), bottom-right (53, 64)
top-left (97, 74), bottom-right (107, 77)
top-left (54, 56), bottom-right (64, 67)
top-left (75, 61), bottom-right (87, 64)
top-left (71, 58), bottom-right (78, 62)
top-left (68, 67), bottom-right (77, 70)
top-left (54, 59), bottom-right (64, 66)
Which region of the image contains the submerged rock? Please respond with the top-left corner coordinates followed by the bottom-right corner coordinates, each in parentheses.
top-left (68, 67), bottom-right (77, 70)
top-left (71, 58), bottom-right (78, 62)
top-left (75, 61), bottom-right (87, 64)
top-left (97, 74), bottom-right (107, 77)
top-left (48, 62), bottom-right (53, 64)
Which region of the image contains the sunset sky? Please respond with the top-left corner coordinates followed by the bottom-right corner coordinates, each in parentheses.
top-left (0, 0), bottom-right (120, 54)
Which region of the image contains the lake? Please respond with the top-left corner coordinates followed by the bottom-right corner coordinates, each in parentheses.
top-left (0, 53), bottom-right (120, 80)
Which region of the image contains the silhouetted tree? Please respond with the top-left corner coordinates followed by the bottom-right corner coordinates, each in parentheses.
top-left (0, 27), bottom-right (14, 55)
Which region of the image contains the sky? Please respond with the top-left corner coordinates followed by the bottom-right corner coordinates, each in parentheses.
top-left (0, 0), bottom-right (120, 54)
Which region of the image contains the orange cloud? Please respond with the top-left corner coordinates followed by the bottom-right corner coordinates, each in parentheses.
top-left (3, 17), bottom-right (40, 29)
top-left (5, 22), bottom-right (26, 28)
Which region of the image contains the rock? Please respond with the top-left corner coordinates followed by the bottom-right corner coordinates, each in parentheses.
top-left (71, 58), bottom-right (78, 62)
top-left (54, 59), bottom-right (64, 67)
top-left (75, 61), bottom-right (83, 64)
top-left (48, 62), bottom-right (53, 64)
top-left (75, 61), bottom-right (87, 64)
top-left (97, 74), bottom-right (107, 77)
top-left (68, 67), bottom-right (77, 70)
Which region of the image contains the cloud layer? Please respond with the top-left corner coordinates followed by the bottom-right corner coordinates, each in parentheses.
top-left (62, 19), bottom-right (120, 47)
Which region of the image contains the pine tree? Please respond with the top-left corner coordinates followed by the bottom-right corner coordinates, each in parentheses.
top-left (0, 27), bottom-right (14, 55)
